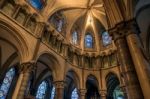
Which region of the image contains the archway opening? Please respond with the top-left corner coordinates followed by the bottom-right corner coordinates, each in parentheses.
top-left (64, 70), bottom-right (79, 99)
top-left (86, 75), bottom-right (100, 99)
top-left (106, 73), bottom-right (124, 99)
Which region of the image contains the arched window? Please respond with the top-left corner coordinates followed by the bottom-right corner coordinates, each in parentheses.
top-left (102, 31), bottom-right (112, 46)
top-left (50, 12), bottom-right (65, 33)
top-left (28, 0), bottom-right (46, 10)
top-left (57, 19), bottom-right (63, 32)
top-left (85, 34), bottom-right (93, 48)
top-left (0, 68), bottom-right (15, 99)
top-left (36, 81), bottom-right (47, 99)
top-left (113, 86), bottom-right (124, 99)
top-left (71, 88), bottom-right (78, 99)
top-left (72, 31), bottom-right (78, 45)
top-left (50, 86), bottom-right (55, 99)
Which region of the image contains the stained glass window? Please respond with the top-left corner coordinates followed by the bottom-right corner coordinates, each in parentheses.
top-left (72, 31), bottom-right (78, 45)
top-left (102, 31), bottom-right (112, 46)
top-left (50, 86), bottom-right (55, 99)
top-left (36, 81), bottom-right (47, 99)
top-left (85, 34), bottom-right (93, 48)
top-left (28, 0), bottom-right (46, 10)
top-left (71, 88), bottom-right (78, 99)
top-left (57, 19), bottom-right (63, 32)
top-left (0, 68), bottom-right (15, 99)
top-left (49, 12), bottom-right (66, 33)
top-left (113, 86), bottom-right (124, 99)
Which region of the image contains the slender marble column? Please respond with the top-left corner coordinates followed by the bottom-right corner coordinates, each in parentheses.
top-left (54, 81), bottom-right (65, 99)
top-left (126, 32), bottom-right (150, 99)
top-left (113, 31), bottom-right (143, 99)
top-left (79, 89), bottom-right (86, 99)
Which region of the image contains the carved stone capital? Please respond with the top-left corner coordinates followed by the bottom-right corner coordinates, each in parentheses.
top-left (99, 90), bottom-right (107, 96)
top-left (19, 61), bottom-right (36, 73)
top-left (109, 27), bottom-right (125, 42)
top-left (79, 89), bottom-right (87, 96)
top-left (125, 19), bottom-right (140, 36)
top-left (54, 81), bottom-right (65, 89)
top-left (109, 19), bottom-right (140, 41)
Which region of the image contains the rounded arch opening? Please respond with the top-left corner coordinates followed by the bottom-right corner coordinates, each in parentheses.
top-left (0, 20), bottom-right (29, 63)
top-left (64, 69), bottom-right (80, 99)
top-left (106, 73), bottom-right (124, 99)
top-left (86, 75), bottom-right (100, 99)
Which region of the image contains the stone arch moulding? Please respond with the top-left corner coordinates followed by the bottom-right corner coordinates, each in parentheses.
top-left (35, 51), bottom-right (61, 80)
top-left (85, 74), bottom-right (100, 90)
top-left (0, 19), bottom-right (29, 63)
top-left (105, 71), bottom-right (120, 83)
top-left (65, 69), bottom-right (81, 89)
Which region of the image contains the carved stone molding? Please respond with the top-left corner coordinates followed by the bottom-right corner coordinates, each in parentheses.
top-left (54, 81), bottom-right (65, 89)
top-left (19, 61), bottom-right (36, 73)
top-left (99, 90), bottom-right (107, 96)
top-left (79, 89), bottom-right (87, 96)
top-left (109, 19), bottom-right (140, 41)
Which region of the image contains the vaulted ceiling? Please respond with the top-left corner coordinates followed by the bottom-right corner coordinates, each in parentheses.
top-left (44, 0), bottom-right (108, 36)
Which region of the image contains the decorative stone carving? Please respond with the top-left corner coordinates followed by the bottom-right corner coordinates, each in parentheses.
top-left (99, 90), bottom-right (107, 96)
top-left (19, 61), bottom-right (36, 73)
top-left (54, 81), bottom-right (65, 89)
top-left (79, 89), bottom-right (87, 96)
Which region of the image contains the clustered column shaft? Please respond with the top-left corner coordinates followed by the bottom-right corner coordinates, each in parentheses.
top-left (113, 32), bottom-right (143, 99)
top-left (12, 62), bottom-right (35, 99)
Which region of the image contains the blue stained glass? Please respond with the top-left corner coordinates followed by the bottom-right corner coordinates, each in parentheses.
top-left (71, 88), bottom-right (78, 99)
top-left (28, 0), bottom-right (46, 10)
top-left (36, 81), bottom-right (47, 99)
top-left (50, 86), bottom-right (55, 99)
top-left (0, 68), bottom-right (15, 99)
top-left (72, 31), bottom-right (78, 45)
top-left (113, 86), bottom-right (124, 99)
top-left (85, 34), bottom-right (93, 48)
top-left (102, 31), bottom-right (112, 46)
top-left (57, 20), bottom-right (63, 32)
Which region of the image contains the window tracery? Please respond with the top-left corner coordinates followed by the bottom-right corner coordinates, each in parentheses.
top-left (49, 12), bottom-right (66, 34)
top-left (36, 81), bottom-right (47, 99)
top-left (50, 86), bottom-right (55, 99)
top-left (0, 68), bottom-right (15, 99)
top-left (113, 86), bottom-right (124, 99)
top-left (102, 31), bottom-right (112, 46)
top-left (72, 31), bottom-right (78, 45)
top-left (71, 88), bottom-right (78, 99)
top-left (85, 34), bottom-right (93, 48)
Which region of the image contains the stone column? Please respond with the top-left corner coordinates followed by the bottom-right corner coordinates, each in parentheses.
top-left (23, 14), bottom-right (32, 27)
top-left (35, 22), bottom-right (46, 38)
top-left (63, 43), bottom-right (69, 57)
top-left (79, 89), bottom-right (86, 99)
top-left (99, 90), bottom-right (107, 99)
top-left (112, 30), bottom-right (143, 99)
top-left (54, 81), bottom-right (65, 99)
top-left (12, 62), bottom-right (35, 99)
top-left (12, 4), bottom-right (21, 18)
top-left (125, 21), bottom-right (150, 98)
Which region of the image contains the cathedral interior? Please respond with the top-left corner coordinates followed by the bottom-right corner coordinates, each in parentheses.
top-left (0, 0), bottom-right (150, 99)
